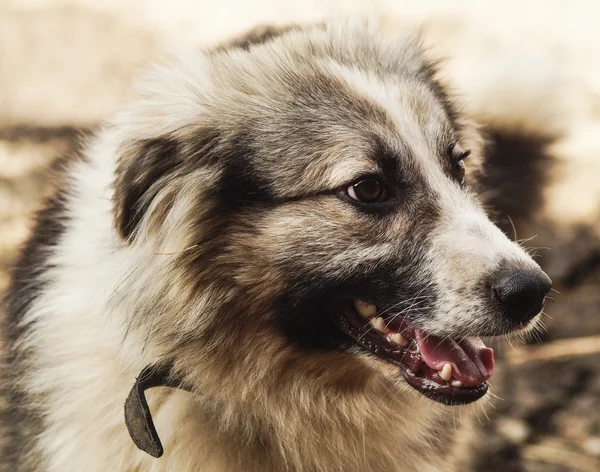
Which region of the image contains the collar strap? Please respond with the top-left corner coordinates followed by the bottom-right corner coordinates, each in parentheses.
top-left (124, 363), bottom-right (190, 458)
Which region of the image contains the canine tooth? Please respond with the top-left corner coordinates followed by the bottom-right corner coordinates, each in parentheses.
top-left (451, 380), bottom-right (463, 388)
top-left (389, 333), bottom-right (405, 346)
top-left (370, 317), bottom-right (386, 333)
top-left (354, 300), bottom-right (377, 319)
top-left (439, 363), bottom-right (453, 382)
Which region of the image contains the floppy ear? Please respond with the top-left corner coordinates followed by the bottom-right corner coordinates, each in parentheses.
top-left (113, 138), bottom-right (183, 242)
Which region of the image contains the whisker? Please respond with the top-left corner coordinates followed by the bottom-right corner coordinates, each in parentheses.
top-left (377, 287), bottom-right (432, 314)
top-left (506, 214), bottom-right (518, 241)
top-left (383, 299), bottom-right (433, 327)
top-left (377, 294), bottom-right (433, 318)
top-left (486, 390), bottom-right (504, 402)
top-left (524, 246), bottom-right (551, 252)
top-left (514, 234), bottom-right (538, 245)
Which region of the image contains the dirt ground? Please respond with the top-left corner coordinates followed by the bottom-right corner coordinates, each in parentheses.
top-left (1, 1), bottom-right (600, 470)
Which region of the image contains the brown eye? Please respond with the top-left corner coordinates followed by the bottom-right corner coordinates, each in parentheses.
top-left (448, 145), bottom-right (470, 184)
top-left (347, 179), bottom-right (386, 203)
top-left (453, 159), bottom-right (466, 183)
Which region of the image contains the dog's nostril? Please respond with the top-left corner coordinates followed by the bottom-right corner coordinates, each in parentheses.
top-left (492, 269), bottom-right (552, 324)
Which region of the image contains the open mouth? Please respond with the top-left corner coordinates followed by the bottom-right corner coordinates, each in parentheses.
top-left (333, 300), bottom-right (495, 405)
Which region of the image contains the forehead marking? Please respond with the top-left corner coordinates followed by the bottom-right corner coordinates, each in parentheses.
top-left (329, 62), bottom-right (453, 186)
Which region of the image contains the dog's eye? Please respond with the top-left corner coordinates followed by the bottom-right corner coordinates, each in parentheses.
top-left (453, 159), bottom-right (466, 183)
top-left (347, 179), bottom-right (387, 203)
top-left (448, 144), bottom-right (470, 184)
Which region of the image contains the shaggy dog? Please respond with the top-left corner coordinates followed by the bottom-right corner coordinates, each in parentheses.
top-left (3, 21), bottom-right (551, 471)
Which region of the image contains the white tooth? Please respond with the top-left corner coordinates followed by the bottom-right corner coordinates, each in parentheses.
top-left (354, 300), bottom-right (377, 319)
top-left (370, 317), bottom-right (386, 333)
top-left (451, 380), bottom-right (463, 388)
top-left (439, 363), bottom-right (453, 382)
top-left (389, 333), bottom-right (405, 346)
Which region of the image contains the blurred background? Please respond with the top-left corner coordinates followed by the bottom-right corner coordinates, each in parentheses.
top-left (1, 1), bottom-right (599, 470)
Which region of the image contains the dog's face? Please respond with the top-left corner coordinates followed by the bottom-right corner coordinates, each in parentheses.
top-left (112, 23), bottom-right (550, 410)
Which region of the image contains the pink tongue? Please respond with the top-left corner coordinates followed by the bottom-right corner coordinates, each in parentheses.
top-left (415, 330), bottom-right (495, 387)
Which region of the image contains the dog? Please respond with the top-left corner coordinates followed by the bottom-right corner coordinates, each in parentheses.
top-left (2, 20), bottom-right (552, 471)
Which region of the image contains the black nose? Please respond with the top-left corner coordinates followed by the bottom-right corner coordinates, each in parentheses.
top-left (493, 269), bottom-right (552, 324)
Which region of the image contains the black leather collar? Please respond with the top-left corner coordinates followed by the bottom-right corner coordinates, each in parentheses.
top-left (124, 363), bottom-right (191, 458)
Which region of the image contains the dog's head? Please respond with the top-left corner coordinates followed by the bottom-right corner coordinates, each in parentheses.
top-left (111, 22), bottom-right (550, 427)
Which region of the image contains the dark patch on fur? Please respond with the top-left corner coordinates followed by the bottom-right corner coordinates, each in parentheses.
top-left (477, 126), bottom-right (558, 237)
top-left (114, 129), bottom-right (266, 243)
top-left (216, 133), bottom-right (271, 212)
top-left (2, 181), bottom-right (72, 471)
top-left (373, 136), bottom-right (401, 182)
top-left (4, 188), bottom-right (70, 333)
top-left (373, 135), bottom-right (436, 205)
top-left (114, 138), bottom-right (182, 241)
top-left (274, 296), bottom-right (353, 351)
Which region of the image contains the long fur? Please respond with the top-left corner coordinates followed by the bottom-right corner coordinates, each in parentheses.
top-left (2, 21), bottom-right (551, 472)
